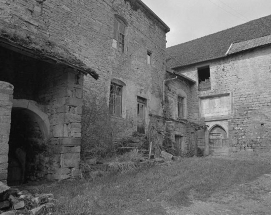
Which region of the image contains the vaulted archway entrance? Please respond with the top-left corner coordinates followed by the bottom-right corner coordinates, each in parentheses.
top-left (7, 105), bottom-right (49, 186)
top-left (209, 125), bottom-right (229, 156)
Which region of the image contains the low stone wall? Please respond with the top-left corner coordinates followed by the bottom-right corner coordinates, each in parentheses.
top-left (0, 81), bottom-right (13, 183)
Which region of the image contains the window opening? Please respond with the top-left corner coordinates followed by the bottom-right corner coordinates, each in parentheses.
top-left (109, 83), bottom-right (122, 116)
top-left (114, 17), bottom-right (126, 52)
top-left (177, 96), bottom-right (184, 118)
top-left (198, 66), bottom-right (211, 91)
top-left (147, 51), bottom-right (152, 64)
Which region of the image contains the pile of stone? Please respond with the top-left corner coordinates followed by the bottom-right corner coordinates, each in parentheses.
top-left (0, 182), bottom-right (54, 215)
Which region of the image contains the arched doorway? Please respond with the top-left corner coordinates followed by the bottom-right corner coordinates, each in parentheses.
top-left (209, 125), bottom-right (228, 155)
top-left (7, 106), bottom-right (49, 185)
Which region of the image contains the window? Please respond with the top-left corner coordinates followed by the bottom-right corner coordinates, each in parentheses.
top-left (114, 16), bottom-right (126, 52)
top-left (198, 66), bottom-right (211, 91)
top-left (147, 51), bottom-right (152, 65)
top-left (177, 96), bottom-right (184, 118)
top-left (109, 83), bottom-right (122, 116)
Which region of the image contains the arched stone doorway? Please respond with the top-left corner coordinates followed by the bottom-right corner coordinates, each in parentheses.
top-left (7, 101), bottom-right (50, 185)
top-left (209, 125), bottom-right (229, 155)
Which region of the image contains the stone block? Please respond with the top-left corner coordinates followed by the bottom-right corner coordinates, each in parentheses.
top-left (0, 155), bottom-right (8, 164)
top-left (0, 143), bottom-right (8, 155)
top-left (63, 124), bottom-right (70, 137)
top-left (76, 106), bottom-right (82, 115)
top-left (0, 163), bottom-right (8, 171)
top-left (71, 168), bottom-right (81, 178)
top-left (13, 200), bottom-right (25, 210)
top-left (61, 153), bottom-right (80, 168)
top-left (56, 105), bottom-right (69, 113)
top-left (0, 211), bottom-right (16, 215)
top-left (51, 145), bottom-right (81, 154)
top-left (0, 200), bottom-right (10, 210)
top-left (75, 88), bottom-right (83, 99)
top-left (64, 113), bottom-right (81, 123)
top-left (61, 146), bottom-right (81, 154)
top-left (71, 123), bottom-right (81, 129)
top-left (0, 181), bottom-right (9, 194)
top-left (66, 97), bottom-right (83, 107)
top-left (0, 124), bottom-right (11, 135)
top-left (0, 172), bottom-right (7, 181)
top-left (59, 138), bottom-right (81, 146)
top-left (52, 124), bottom-right (68, 137)
top-left (52, 168), bottom-right (70, 180)
top-left (71, 132), bottom-right (81, 138)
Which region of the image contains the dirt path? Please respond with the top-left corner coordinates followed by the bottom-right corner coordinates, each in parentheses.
top-left (160, 173), bottom-right (271, 215)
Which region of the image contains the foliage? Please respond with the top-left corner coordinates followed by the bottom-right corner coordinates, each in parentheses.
top-left (81, 95), bottom-right (113, 160)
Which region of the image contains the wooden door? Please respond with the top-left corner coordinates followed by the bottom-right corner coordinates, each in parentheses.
top-left (137, 97), bottom-right (146, 134)
top-left (209, 126), bottom-right (228, 155)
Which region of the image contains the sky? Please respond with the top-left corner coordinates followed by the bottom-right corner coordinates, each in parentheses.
top-left (141, 0), bottom-right (271, 47)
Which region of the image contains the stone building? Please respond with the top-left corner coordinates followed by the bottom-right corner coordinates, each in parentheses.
top-left (0, 0), bottom-right (202, 185)
top-left (0, 0), bottom-right (100, 184)
top-left (167, 14), bottom-right (271, 155)
top-left (162, 70), bottom-right (204, 156)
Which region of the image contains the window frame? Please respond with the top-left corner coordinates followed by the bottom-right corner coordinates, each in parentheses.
top-left (114, 15), bottom-right (127, 53)
top-left (109, 82), bottom-right (123, 117)
top-left (177, 96), bottom-right (184, 118)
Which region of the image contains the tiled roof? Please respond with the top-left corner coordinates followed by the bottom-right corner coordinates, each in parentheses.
top-left (226, 34), bottom-right (271, 55)
top-left (0, 20), bottom-right (99, 79)
top-left (167, 14), bottom-right (271, 68)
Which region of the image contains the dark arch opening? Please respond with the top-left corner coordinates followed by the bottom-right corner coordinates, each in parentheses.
top-left (209, 125), bottom-right (228, 155)
top-left (7, 108), bottom-right (47, 186)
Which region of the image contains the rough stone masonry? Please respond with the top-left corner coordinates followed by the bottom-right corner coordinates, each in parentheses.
top-left (0, 81), bottom-right (13, 184)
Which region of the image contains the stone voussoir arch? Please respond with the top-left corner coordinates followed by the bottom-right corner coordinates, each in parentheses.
top-left (12, 99), bottom-right (50, 141)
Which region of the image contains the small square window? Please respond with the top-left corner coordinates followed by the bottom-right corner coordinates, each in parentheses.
top-left (147, 51), bottom-right (152, 65)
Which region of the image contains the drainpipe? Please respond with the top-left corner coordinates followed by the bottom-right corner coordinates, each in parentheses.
top-left (163, 76), bottom-right (178, 105)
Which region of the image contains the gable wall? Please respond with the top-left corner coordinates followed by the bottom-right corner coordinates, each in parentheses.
top-left (176, 46), bottom-right (271, 152)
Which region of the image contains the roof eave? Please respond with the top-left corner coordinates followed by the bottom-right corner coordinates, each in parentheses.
top-left (137, 0), bottom-right (170, 33)
top-left (166, 70), bottom-right (196, 85)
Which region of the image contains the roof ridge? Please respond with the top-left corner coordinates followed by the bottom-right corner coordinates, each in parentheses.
top-left (167, 14), bottom-right (271, 50)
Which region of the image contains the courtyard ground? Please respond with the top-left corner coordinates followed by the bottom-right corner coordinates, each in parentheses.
top-left (28, 156), bottom-right (271, 215)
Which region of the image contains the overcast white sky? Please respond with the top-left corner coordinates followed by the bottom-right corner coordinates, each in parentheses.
top-left (141, 0), bottom-right (271, 47)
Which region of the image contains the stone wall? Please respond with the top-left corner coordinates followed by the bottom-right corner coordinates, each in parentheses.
top-left (162, 73), bottom-right (203, 155)
top-left (79, 0), bottom-right (168, 157)
top-left (0, 0), bottom-right (168, 161)
top-left (0, 46), bottom-right (83, 183)
top-left (0, 81), bottom-right (13, 183)
top-left (177, 46), bottom-right (271, 152)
